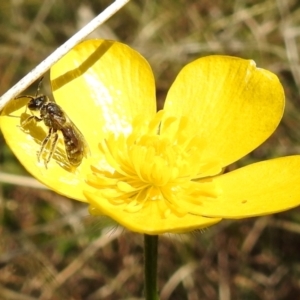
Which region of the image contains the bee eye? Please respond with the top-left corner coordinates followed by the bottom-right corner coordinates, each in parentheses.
top-left (26, 96), bottom-right (46, 110)
top-left (27, 100), bottom-right (36, 110)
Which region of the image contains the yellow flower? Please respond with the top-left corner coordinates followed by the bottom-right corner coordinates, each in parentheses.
top-left (1, 39), bottom-right (300, 235)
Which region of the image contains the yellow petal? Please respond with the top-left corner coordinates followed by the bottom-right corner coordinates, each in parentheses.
top-left (164, 55), bottom-right (285, 167)
top-left (86, 192), bottom-right (222, 234)
top-left (51, 39), bottom-right (156, 146)
top-left (0, 96), bottom-right (94, 201)
top-left (0, 39), bottom-right (156, 201)
top-left (200, 156), bottom-right (300, 218)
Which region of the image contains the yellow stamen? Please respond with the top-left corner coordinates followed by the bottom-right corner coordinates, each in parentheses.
top-left (87, 110), bottom-right (222, 217)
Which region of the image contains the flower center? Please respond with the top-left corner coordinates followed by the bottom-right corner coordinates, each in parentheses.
top-left (87, 110), bottom-right (222, 218)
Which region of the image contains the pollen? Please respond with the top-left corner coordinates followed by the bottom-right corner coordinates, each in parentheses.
top-left (87, 110), bottom-right (222, 218)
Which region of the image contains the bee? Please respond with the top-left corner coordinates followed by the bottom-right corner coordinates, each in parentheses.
top-left (16, 77), bottom-right (89, 169)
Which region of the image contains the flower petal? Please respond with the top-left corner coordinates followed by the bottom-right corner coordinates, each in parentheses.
top-left (85, 191), bottom-right (222, 234)
top-left (0, 96), bottom-right (96, 201)
top-left (51, 39), bottom-right (156, 147)
top-left (0, 39), bottom-right (156, 201)
top-left (200, 156), bottom-right (300, 218)
top-left (164, 55), bottom-right (285, 167)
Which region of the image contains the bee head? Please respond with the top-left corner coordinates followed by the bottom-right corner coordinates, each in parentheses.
top-left (28, 95), bottom-right (48, 111)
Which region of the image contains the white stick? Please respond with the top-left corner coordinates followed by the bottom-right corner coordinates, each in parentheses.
top-left (0, 0), bottom-right (131, 111)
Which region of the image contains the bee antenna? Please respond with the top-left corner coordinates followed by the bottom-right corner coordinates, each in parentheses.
top-left (36, 76), bottom-right (44, 97)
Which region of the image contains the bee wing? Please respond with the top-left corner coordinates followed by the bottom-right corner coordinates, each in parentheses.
top-left (51, 108), bottom-right (90, 158)
top-left (64, 113), bottom-right (90, 158)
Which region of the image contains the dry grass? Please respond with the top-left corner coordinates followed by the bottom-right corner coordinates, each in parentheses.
top-left (1, 0), bottom-right (300, 299)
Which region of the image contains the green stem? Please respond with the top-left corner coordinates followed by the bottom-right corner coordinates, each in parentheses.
top-left (144, 234), bottom-right (159, 300)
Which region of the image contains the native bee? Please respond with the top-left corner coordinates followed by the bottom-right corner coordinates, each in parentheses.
top-left (16, 78), bottom-right (89, 169)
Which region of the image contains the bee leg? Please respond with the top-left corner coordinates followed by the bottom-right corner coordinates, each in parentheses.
top-left (21, 115), bottom-right (42, 127)
top-left (45, 131), bottom-right (59, 168)
top-left (38, 128), bottom-right (53, 167)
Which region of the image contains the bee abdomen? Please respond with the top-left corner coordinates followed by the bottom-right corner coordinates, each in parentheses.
top-left (62, 127), bottom-right (84, 166)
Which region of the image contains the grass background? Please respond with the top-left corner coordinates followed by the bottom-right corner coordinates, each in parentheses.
top-left (1, 0), bottom-right (300, 299)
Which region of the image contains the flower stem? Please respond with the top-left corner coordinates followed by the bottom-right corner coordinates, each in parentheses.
top-left (144, 234), bottom-right (159, 300)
